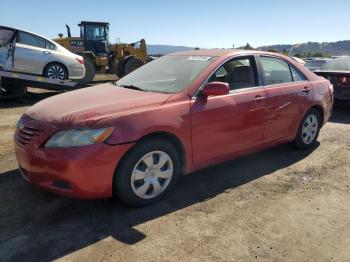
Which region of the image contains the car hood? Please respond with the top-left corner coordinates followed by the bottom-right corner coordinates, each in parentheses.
top-left (25, 83), bottom-right (171, 129)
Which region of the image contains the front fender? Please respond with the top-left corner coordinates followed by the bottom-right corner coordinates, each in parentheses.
top-left (93, 98), bottom-right (194, 172)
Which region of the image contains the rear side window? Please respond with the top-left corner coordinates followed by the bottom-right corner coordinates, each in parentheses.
top-left (17, 31), bottom-right (46, 49)
top-left (260, 56), bottom-right (292, 85)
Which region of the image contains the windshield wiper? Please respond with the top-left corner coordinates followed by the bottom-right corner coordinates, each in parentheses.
top-left (114, 83), bottom-right (145, 91)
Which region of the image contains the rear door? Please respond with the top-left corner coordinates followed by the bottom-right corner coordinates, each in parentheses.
top-left (14, 31), bottom-right (52, 74)
top-left (0, 27), bottom-right (17, 70)
top-left (259, 56), bottom-right (312, 142)
top-left (190, 55), bottom-right (267, 164)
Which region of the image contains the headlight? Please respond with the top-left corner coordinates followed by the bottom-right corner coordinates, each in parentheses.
top-left (45, 127), bottom-right (115, 148)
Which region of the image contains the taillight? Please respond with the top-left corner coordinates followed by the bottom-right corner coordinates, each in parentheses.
top-left (75, 56), bottom-right (84, 65)
top-left (338, 76), bottom-right (350, 87)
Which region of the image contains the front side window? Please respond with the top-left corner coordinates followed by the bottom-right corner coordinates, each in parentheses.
top-left (17, 31), bottom-right (46, 49)
top-left (260, 56), bottom-right (292, 85)
top-left (209, 56), bottom-right (258, 90)
top-left (0, 28), bottom-right (16, 45)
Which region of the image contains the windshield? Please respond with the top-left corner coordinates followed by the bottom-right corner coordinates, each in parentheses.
top-left (321, 59), bottom-right (350, 71)
top-left (305, 60), bottom-right (327, 68)
top-left (85, 25), bottom-right (107, 41)
top-left (115, 55), bottom-right (216, 93)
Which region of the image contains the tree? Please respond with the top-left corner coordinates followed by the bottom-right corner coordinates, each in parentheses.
top-left (267, 48), bottom-right (278, 53)
top-left (244, 42), bottom-right (254, 50)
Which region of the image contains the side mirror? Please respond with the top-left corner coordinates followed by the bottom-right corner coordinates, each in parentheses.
top-left (201, 82), bottom-right (229, 97)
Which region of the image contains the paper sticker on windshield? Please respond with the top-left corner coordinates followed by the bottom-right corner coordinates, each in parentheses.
top-left (187, 56), bottom-right (212, 61)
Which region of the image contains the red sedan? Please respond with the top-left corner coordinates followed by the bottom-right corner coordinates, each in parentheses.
top-left (14, 50), bottom-right (333, 206)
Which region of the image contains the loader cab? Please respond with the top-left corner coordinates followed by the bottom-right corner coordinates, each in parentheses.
top-left (79, 21), bottom-right (109, 55)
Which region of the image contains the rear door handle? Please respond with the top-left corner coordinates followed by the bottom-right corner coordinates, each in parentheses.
top-left (302, 87), bottom-right (311, 93)
top-left (43, 51), bottom-right (51, 55)
top-left (254, 95), bottom-right (265, 102)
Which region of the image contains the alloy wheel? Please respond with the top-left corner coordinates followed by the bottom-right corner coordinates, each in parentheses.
top-left (47, 65), bottom-right (66, 80)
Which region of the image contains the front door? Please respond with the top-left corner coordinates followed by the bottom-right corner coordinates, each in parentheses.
top-left (190, 56), bottom-right (267, 164)
top-left (14, 31), bottom-right (51, 74)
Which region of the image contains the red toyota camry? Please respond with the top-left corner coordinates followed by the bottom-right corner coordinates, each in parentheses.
top-left (14, 50), bottom-right (333, 206)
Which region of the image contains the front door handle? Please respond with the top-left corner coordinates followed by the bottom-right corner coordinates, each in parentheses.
top-left (254, 95), bottom-right (265, 102)
top-left (302, 87), bottom-right (311, 93)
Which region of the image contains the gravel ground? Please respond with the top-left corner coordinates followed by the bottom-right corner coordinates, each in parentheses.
top-left (0, 82), bottom-right (349, 261)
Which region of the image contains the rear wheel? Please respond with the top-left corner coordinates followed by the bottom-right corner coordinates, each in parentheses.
top-left (122, 57), bottom-right (145, 76)
top-left (44, 63), bottom-right (67, 80)
top-left (114, 139), bottom-right (180, 207)
top-left (294, 108), bottom-right (321, 150)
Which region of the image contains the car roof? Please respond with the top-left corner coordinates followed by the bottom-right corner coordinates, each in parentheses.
top-left (0, 25), bottom-right (56, 44)
top-left (168, 49), bottom-right (282, 57)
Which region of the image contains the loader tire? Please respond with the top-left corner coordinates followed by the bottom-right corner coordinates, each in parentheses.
top-left (122, 57), bottom-right (145, 76)
top-left (78, 59), bottom-right (96, 86)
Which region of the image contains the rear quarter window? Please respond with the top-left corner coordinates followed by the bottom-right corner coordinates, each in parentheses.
top-left (290, 66), bottom-right (307, 82)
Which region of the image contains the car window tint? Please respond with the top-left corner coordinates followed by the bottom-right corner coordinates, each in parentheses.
top-left (209, 56), bottom-right (257, 90)
top-left (260, 56), bottom-right (292, 85)
top-left (46, 41), bottom-right (56, 50)
top-left (291, 66), bottom-right (307, 82)
top-left (18, 31), bottom-right (46, 49)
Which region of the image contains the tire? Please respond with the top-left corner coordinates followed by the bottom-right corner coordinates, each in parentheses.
top-left (44, 62), bottom-right (68, 80)
top-left (77, 59), bottom-right (96, 86)
top-left (122, 57), bottom-right (145, 76)
top-left (114, 139), bottom-right (181, 207)
top-left (294, 108), bottom-right (322, 150)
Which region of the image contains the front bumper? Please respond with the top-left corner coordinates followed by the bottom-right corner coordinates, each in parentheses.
top-left (15, 141), bottom-right (134, 199)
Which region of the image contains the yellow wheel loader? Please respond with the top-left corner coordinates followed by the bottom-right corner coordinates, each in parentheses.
top-left (54, 21), bottom-right (148, 85)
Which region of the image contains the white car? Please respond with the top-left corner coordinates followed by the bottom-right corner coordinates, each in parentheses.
top-left (0, 26), bottom-right (85, 80)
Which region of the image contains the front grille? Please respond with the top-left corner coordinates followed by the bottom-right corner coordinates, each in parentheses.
top-left (14, 115), bottom-right (56, 148)
top-left (15, 126), bottom-right (42, 146)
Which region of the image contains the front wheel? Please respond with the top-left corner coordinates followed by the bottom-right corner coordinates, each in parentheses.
top-left (294, 108), bottom-right (321, 150)
top-left (114, 139), bottom-right (181, 207)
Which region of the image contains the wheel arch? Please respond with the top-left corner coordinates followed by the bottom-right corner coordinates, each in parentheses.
top-left (309, 104), bottom-right (325, 125)
top-left (115, 131), bottom-right (187, 179)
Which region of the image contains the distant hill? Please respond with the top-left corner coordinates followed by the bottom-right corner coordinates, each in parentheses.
top-left (147, 40), bottom-right (350, 56)
top-left (258, 40), bottom-right (350, 56)
top-left (147, 45), bottom-right (194, 55)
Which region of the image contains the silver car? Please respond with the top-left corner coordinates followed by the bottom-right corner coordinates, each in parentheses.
top-left (0, 26), bottom-right (85, 80)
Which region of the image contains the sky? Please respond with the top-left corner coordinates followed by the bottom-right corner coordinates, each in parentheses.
top-left (1, 0), bottom-right (350, 48)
